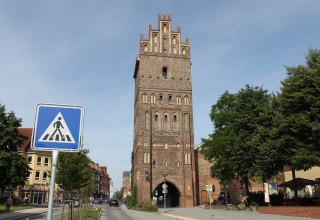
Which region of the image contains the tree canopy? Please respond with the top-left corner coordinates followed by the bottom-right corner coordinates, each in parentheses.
top-left (278, 49), bottom-right (320, 170)
top-left (202, 85), bottom-right (276, 195)
top-left (202, 49), bottom-right (320, 199)
top-left (56, 149), bottom-right (93, 193)
top-left (0, 104), bottom-right (30, 191)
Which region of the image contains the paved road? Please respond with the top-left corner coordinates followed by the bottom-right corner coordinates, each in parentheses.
top-left (0, 205), bottom-right (316, 220)
top-left (99, 204), bottom-right (177, 220)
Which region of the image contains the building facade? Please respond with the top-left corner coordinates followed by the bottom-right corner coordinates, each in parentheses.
top-left (133, 14), bottom-right (195, 207)
top-left (16, 128), bottom-right (52, 204)
top-left (16, 128), bottom-right (110, 203)
top-left (122, 171), bottom-right (131, 198)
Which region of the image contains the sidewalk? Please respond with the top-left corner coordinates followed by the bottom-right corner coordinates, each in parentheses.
top-left (157, 206), bottom-right (317, 220)
top-left (0, 207), bottom-right (48, 220)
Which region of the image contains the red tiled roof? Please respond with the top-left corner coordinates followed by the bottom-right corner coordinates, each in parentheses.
top-left (17, 128), bottom-right (33, 152)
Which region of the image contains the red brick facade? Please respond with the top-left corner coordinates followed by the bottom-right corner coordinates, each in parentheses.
top-left (133, 14), bottom-right (195, 207)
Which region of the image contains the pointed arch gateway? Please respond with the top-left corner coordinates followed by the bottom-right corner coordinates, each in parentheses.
top-left (153, 180), bottom-right (181, 207)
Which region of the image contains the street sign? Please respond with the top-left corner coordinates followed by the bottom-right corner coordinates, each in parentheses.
top-left (32, 103), bottom-right (84, 151)
top-left (162, 183), bottom-right (168, 189)
top-left (206, 184), bottom-right (213, 192)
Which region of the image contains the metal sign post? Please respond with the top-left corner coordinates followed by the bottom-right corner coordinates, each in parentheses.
top-left (47, 150), bottom-right (58, 220)
top-left (162, 183), bottom-right (168, 213)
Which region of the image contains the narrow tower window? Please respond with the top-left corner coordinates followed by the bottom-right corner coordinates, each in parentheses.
top-left (176, 96), bottom-right (182, 105)
top-left (162, 67), bottom-right (168, 79)
top-left (151, 94), bottom-right (156, 103)
top-left (184, 96), bottom-right (189, 105)
top-left (159, 94), bottom-right (163, 101)
top-left (143, 94), bottom-right (148, 103)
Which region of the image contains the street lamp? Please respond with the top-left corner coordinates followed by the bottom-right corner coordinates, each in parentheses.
top-left (145, 171), bottom-right (149, 181)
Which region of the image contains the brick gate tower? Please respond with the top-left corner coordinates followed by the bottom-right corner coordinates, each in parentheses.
top-left (133, 14), bottom-right (195, 207)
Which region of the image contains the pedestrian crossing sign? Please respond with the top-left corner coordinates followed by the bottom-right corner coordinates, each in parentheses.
top-left (32, 103), bottom-right (84, 151)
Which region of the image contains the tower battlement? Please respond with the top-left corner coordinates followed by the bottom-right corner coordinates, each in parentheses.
top-left (140, 14), bottom-right (190, 57)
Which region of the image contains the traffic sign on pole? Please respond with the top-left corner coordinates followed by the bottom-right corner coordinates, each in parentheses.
top-left (206, 184), bottom-right (213, 192)
top-left (32, 103), bottom-right (84, 151)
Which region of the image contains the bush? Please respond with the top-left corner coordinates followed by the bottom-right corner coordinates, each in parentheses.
top-left (126, 184), bottom-right (138, 209)
top-left (135, 201), bottom-right (158, 212)
top-left (237, 202), bottom-right (247, 210)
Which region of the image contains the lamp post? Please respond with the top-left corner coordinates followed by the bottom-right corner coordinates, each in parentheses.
top-left (145, 171), bottom-right (149, 181)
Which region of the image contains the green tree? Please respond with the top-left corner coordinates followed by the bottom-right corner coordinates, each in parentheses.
top-left (113, 187), bottom-right (124, 200)
top-left (277, 49), bottom-right (320, 204)
top-left (56, 149), bottom-right (93, 195)
top-left (202, 86), bottom-right (276, 196)
top-left (0, 104), bottom-right (30, 192)
top-left (201, 91), bottom-right (237, 183)
top-left (126, 184), bottom-right (137, 209)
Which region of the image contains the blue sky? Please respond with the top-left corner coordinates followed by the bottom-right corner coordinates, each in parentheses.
top-left (1, 1), bottom-right (320, 191)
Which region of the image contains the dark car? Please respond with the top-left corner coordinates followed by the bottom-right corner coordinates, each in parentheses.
top-left (93, 198), bottom-right (102, 204)
top-left (217, 192), bottom-right (231, 205)
top-left (109, 199), bottom-right (119, 206)
top-left (102, 199), bottom-right (109, 204)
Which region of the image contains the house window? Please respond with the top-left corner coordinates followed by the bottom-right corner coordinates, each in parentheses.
top-left (27, 171), bottom-right (31, 180)
top-left (168, 95), bottom-right (173, 103)
top-left (43, 171), bottom-right (48, 180)
top-left (37, 157), bottom-right (41, 165)
top-left (35, 170), bottom-right (40, 180)
top-left (165, 143), bottom-right (168, 150)
top-left (44, 157), bottom-right (49, 166)
top-left (155, 114), bottom-right (158, 122)
top-left (28, 156), bottom-right (32, 164)
top-left (177, 161), bottom-right (180, 167)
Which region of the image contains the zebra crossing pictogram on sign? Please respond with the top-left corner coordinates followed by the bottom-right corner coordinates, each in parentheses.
top-left (39, 112), bottom-right (75, 143)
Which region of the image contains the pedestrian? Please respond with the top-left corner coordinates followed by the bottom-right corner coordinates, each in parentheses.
top-left (241, 195), bottom-right (249, 206)
top-left (5, 196), bottom-right (13, 211)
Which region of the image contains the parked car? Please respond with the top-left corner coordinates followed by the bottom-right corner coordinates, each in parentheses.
top-left (93, 198), bottom-right (102, 204)
top-left (109, 199), bottom-right (119, 207)
top-left (102, 199), bottom-right (109, 204)
top-left (217, 192), bottom-right (231, 205)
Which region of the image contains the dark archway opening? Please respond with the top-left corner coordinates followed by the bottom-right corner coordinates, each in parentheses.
top-left (154, 181), bottom-right (180, 207)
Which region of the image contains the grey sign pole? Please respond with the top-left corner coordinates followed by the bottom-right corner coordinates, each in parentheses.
top-left (47, 150), bottom-right (58, 220)
top-left (162, 182), bottom-right (168, 213)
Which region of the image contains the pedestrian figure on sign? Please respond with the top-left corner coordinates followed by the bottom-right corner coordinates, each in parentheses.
top-left (5, 196), bottom-right (13, 211)
top-left (50, 117), bottom-right (65, 141)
